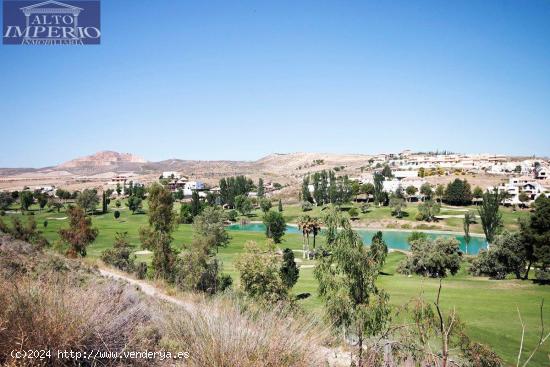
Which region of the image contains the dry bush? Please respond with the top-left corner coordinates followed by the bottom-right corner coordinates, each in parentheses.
top-left (158, 295), bottom-right (331, 367)
top-left (0, 236), bottom-right (338, 366)
top-left (0, 269), bottom-right (153, 366)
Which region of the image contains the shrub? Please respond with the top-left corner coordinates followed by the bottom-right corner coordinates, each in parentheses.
top-left (159, 295), bottom-right (329, 367)
top-left (193, 206), bottom-right (230, 252)
top-left (101, 246), bottom-right (134, 272)
top-left (234, 195), bottom-right (252, 216)
top-left (114, 210), bottom-right (120, 219)
top-left (0, 271), bottom-right (150, 366)
top-left (0, 216), bottom-right (48, 247)
top-left (469, 232), bottom-right (525, 280)
top-left (126, 195), bottom-right (143, 214)
top-left (535, 269), bottom-right (550, 282)
top-left (259, 198), bottom-right (272, 213)
top-left (43, 220), bottom-right (48, 228)
top-left (235, 241), bottom-right (288, 303)
top-left (389, 197), bottom-right (406, 218)
top-left (263, 210), bottom-right (286, 243)
top-left (173, 237), bottom-right (229, 294)
top-left (218, 273), bottom-right (233, 291)
top-left (398, 237), bottom-right (462, 277)
top-left (459, 333), bottom-right (503, 367)
top-left (226, 209), bottom-right (238, 222)
top-left (301, 201), bottom-right (313, 212)
top-left (179, 203), bottom-right (193, 224)
top-left (360, 203), bottom-right (370, 213)
top-left (135, 261), bottom-right (148, 279)
top-left (100, 232), bottom-right (135, 272)
top-left (417, 200), bottom-right (441, 222)
top-left (348, 207), bottom-right (359, 219)
top-left (407, 231), bottom-right (428, 243)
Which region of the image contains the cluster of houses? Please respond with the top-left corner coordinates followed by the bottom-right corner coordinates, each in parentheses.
top-left (33, 185), bottom-right (56, 195)
top-left (488, 177), bottom-right (549, 207)
top-left (367, 150), bottom-right (549, 177)
top-left (160, 171), bottom-right (282, 200)
top-left (354, 151), bottom-right (550, 206)
top-left (105, 171), bottom-right (282, 201)
top-left (356, 171), bottom-right (428, 201)
top-left (351, 171), bottom-right (549, 206)
top-left (160, 171), bottom-right (206, 197)
top-left (357, 171), bottom-right (550, 206)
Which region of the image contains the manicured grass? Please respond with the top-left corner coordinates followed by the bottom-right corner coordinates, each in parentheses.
top-left (2, 202), bottom-right (548, 366)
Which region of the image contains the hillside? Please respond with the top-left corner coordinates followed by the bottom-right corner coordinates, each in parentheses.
top-left (0, 151), bottom-right (373, 190)
top-left (53, 151), bottom-right (149, 175)
top-left (0, 150), bottom-right (511, 192)
top-left (0, 235), bottom-right (337, 366)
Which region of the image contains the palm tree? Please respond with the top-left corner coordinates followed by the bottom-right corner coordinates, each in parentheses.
top-left (463, 211), bottom-right (475, 254)
top-left (297, 215), bottom-right (312, 259)
top-left (310, 217), bottom-right (322, 252)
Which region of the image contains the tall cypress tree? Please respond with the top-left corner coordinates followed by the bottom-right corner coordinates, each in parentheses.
top-left (102, 191), bottom-right (107, 214)
top-left (257, 178), bottom-right (265, 198)
top-left (478, 190), bottom-right (503, 245)
top-left (280, 248), bottom-right (299, 289)
top-left (301, 176), bottom-right (313, 203)
top-left (373, 172), bottom-right (385, 205)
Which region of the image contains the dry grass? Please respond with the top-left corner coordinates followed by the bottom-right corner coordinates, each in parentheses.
top-left (157, 295), bottom-right (331, 367)
top-left (0, 272), bottom-right (152, 366)
top-left (0, 237), bottom-right (154, 366)
top-left (0, 236), bottom-right (335, 366)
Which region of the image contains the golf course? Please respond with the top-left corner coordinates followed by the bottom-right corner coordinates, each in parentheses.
top-left (3, 198), bottom-right (549, 366)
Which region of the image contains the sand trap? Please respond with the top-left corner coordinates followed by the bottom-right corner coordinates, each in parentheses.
top-left (133, 250), bottom-right (153, 255)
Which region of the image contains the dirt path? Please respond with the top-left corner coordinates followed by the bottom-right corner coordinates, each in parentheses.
top-left (98, 268), bottom-right (195, 312)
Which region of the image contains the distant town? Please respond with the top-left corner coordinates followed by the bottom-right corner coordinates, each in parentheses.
top-left (4, 150), bottom-right (547, 209)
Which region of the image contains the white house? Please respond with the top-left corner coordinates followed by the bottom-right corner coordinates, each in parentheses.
top-left (35, 185), bottom-right (56, 195)
top-left (535, 166), bottom-right (548, 180)
top-left (185, 181), bottom-right (205, 190)
top-left (393, 170), bottom-right (419, 179)
top-left (382, 180), bottom-right (401, 193)
top-left (183, 181), bottom-right (205, 196)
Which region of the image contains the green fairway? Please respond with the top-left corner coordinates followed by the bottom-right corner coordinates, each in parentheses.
top-left (2, 202), bottom-right (549, 366)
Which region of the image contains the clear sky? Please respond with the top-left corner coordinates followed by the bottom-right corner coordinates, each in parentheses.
top-left (1, 0), bottom-right (550, 167)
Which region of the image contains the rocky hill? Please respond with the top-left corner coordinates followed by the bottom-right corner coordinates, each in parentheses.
top-left (53, 151), bottom-right (149, 175)
top-left (0, 150), bottom-right (379, 191)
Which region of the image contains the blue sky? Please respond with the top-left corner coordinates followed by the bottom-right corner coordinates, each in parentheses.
top-left (1, 0), bottom-right (550, 167)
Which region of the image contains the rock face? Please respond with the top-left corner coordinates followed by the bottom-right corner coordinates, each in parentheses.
top-left (57, 151), bottom-right (147, 169)
top-left (51, 151), bottom-right (149, 175)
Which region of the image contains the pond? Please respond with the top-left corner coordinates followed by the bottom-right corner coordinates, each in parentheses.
top-left (226, 223), bottom-right (487, 255)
